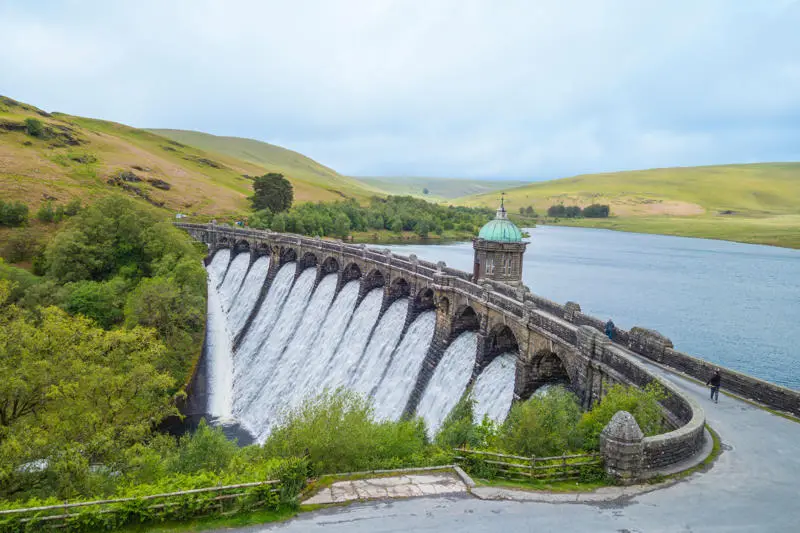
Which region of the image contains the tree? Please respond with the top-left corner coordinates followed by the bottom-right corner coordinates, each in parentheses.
top-left (583, 204), bottom-right (610, 218)
top-left (422, 188), bottom-right (430, 195)
top-left (250, 173), bottom-right (293, 214)
top-left (519, 207), bottom-right (525, 215)
top-left (525, 206), bottom-right (535, 216)
top-left (578, 383), bottom-right (665, 449)
top-left (271, 213), bottom-right (288, 232)
top-left (565, 205), bottom-right (582, 218)
top-left (248, 208), bottom-right (273, 229)
top-left (334, 213), bottom-right (351, 238)
top-left (547, 204), bottom-right (566, 218)
top-left (390, 217), bottom-right (404, 233)
top-left (415, 220), bottom-right (430, 238)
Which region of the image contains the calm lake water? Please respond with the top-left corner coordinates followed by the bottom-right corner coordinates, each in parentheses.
top-left (384, 226), bottom-right (800, 390)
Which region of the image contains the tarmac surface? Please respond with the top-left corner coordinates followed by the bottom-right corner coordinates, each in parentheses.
top-left (220, 356), bottom-right (800, 532)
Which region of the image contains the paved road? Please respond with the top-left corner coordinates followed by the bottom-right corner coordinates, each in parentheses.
top-left (225, 361), bottom-right (800, 532)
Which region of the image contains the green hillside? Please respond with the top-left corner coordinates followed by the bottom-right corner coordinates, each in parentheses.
top-left (150, 129), bottom-right (379, 202)
top-left (0, 96), bottom-right (379, 227)
top-left (458, 163), bottom-right (800, 248)
top-left (354, 176), bottom-right (527, 200)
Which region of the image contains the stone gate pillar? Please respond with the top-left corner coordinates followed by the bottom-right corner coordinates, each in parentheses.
top-left (600, 411), bottom-right (644, 483)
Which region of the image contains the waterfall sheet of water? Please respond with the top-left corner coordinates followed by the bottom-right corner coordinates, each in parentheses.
top-left (205, 252), bottom-right (235, 418)
top-left (218, 253), bottom-right (250, 312)
top-left (372, 311), bottom-right (436, 421)
top-left (233, 263), bottom-right (296, 415)
top-left (238, 269), bottom-right (317, 440)
top-left (318, 289), bottom-right (384, 393)
top-left (242, 274), bottom-right (339, 440)
top-left (207, 249), bottom-right (231, 283)
top-left (286, 281), bottom-right (360, 413)
top-left (416, 331), bottom-right (478, 437)
top-left (471, 352), bottom-right (516, 424)
top-left (227, 256), bottom-right (270, 338)
top-left (348, 298), bottom-right (408, 398)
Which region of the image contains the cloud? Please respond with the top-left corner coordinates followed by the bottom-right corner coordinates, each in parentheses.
top-left (1, 0), bottom-right (798, 179)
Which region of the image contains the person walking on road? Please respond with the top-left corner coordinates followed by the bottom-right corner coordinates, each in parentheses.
top-left (605, 319), bottom-right (615, 341)
top-left (706, 368), bottom-right (721, 403)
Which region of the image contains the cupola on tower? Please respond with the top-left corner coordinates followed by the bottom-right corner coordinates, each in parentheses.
top-left (472, 195), bottom-right (528, 287)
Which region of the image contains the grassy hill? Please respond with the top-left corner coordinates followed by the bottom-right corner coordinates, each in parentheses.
top-left (0, 96), bottom-right (377, 225)
top-left (353, 176), bottom-right (527, 200)
top-left (149, 129), bottom-right (380, 202)
top-left (458, 163), bottom-right (800, 248)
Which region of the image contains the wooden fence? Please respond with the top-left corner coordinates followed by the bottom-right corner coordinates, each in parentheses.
top-left (0, 480), bottom-right (280, 531)
top-left (454, 449), bottom-right (602, 482)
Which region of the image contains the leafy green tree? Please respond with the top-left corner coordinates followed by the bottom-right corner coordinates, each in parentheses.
top-left (435, 395), bottom-right (494, 449)
top-left (583, 204), bottom-right (610, 218)
top-left (423, 187), bottom-right (430, 195)
top-left (1, 229), bottom-right (40, 263)
top-left (271, 213), bottom-right (288, 232)
top-left (62, 278), bottom-right (128, 329)
top-left (565, 205), bottom-right (582, 218)
top-left (497, 388), bottom-right (584, 456)
top-left (390, 216), bottom-right (404, 233)
top-left (63, 198), bottom-right (82, 217)
top-left (248, 208), bottom-right (273, 229)
top-left (415, 219), bottom-right (430, 238)
top-left (547, 204), bottom-right (567, 218)
top-left (250, 173), bottom-right (294, 213)
top-left (334, 213), bottom-right (351, 238)
top-left (525, 206), bottom-right (535, 216)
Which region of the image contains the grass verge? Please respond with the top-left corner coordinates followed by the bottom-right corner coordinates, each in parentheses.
top-left (117, 506), bottom-right (298, 533)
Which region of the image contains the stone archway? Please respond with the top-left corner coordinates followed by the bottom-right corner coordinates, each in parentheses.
top-left (484, 324), bottom-right (520, 363)
top-left (280, 247), bottom-right (297, 265)
top-left (341, 262), bottom-right (362, 283)
top-left (388, 277), bottom-right (411, 302)
top-left (299, 251), bottom-right (318, 271)
top-left (452, 304), bottom-right (480, 336)
top-left (320, 256), bottom-right (340, 275)
top-left (521, 349), bottom-right (572, 398)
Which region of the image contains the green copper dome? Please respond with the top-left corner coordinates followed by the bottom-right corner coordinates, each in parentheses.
top-left (477, 199), bottom-right (523, 242)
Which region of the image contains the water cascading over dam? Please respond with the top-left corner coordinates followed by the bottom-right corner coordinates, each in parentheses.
top-left (204, 251), bottom-right (519, 442)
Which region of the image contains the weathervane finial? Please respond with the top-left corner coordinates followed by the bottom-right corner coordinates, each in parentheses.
top-left (500, 192), bottom-right (505, 209)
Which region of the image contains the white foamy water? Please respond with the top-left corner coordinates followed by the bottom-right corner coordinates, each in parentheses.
top-left (246, 274), bottom-right (339, 440)
top-left (318, 289), bottom-right (383, 392)
top-left (416, 331), bottom-right (478, 437)
top-left (227, 256), bottom-right (270, 338)
top-left (218, 252), bottom-right (250, 312)
top-left (233, 263), bottom-right (296, 411)
top-left (372, 311), bottom-right (436, 421)
top-left (472, 352), bottom-right (516, 424)
top-left (207, 249), bottom-right (231, 283)
top-left (205, 252), bottom-right (234, 417)
top-left (238, 268), bottom-right (317, 439)
top-left (287, 280), bottom-right (360, 411)
top-left (348, 298), bottom-right (408, 398)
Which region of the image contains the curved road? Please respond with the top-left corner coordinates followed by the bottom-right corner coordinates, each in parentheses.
top-left (228, 360), bottom-right (800, 532)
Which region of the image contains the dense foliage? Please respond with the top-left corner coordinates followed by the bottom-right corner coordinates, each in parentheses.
top-left (250, 173), bottom-right (294, 214)
top-left (577, 383), bottom-right (666, 449)
top-left (0, 196), bottom-right (208, 503)
top-left (249, 196), bottom-right (494, 239)
top-left (547, 203), bottom-right (611, 218)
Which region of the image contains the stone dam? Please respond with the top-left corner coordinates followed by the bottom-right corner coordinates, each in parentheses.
top-left (176, 221), bottom-right (800, 479)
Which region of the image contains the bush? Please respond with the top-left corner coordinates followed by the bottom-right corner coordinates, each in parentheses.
top-left (497, 388), bottom-right (584, 457)
top-left (435, 395), bottom-right (494, 449)
top-left (578, 383), bottom-right (666, 450)
top-left (36, 201), bottom-right (56, 223)
top-left (24, 117), bottom-right (44, 137)
top-left (262, 389), bottom-right (428, 475)
top-left (0, 200), bottom-right (29, 227)
top-left (168, 420), bottom-right (238, 474)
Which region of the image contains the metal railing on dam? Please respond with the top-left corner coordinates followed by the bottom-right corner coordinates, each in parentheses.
top-left (175, 222), bottom-right (798, 475)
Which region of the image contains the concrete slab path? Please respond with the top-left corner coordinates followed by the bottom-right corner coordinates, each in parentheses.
top-left (302, 472), bottom-right (467, 505)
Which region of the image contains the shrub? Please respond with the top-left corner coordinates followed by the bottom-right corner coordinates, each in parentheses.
top-left (24, 117), bottom-right (44, 137)
top-left (262, 389), bottom-right (428, 475)
top-left (36, 201), bottom-right (56, 223)
top-left (0, 200), bottom-right (29, 227)
top-left (578, 383), bottom-right (666, 450)
top-left (435, 395), bottom-right (494, 449)
top-left (497, 388), bottom-right (584, 457)
top-left (1, 229), bottom-right (41, 263)
top-left (168, 420), bottom-right (238, 474)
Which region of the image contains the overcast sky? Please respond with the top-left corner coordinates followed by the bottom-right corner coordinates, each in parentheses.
top-left (2, 1), bottom-right (799, 179)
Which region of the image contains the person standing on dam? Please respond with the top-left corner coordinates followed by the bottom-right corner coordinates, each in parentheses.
top-left (707, 368), bottom-right (722, 403)
top-left (605, 319), bottom-right (615, 341)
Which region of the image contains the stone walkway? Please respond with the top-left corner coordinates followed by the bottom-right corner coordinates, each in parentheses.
top-left (302, 472), bottom-right (467, 504)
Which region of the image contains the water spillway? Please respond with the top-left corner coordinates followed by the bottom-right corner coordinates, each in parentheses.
top-left (201, 255), bottom-right (520, 443)
top-left (416, 331), bottom-right (479, 437)
top-left (471, 353), bottom-right (516, 425)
